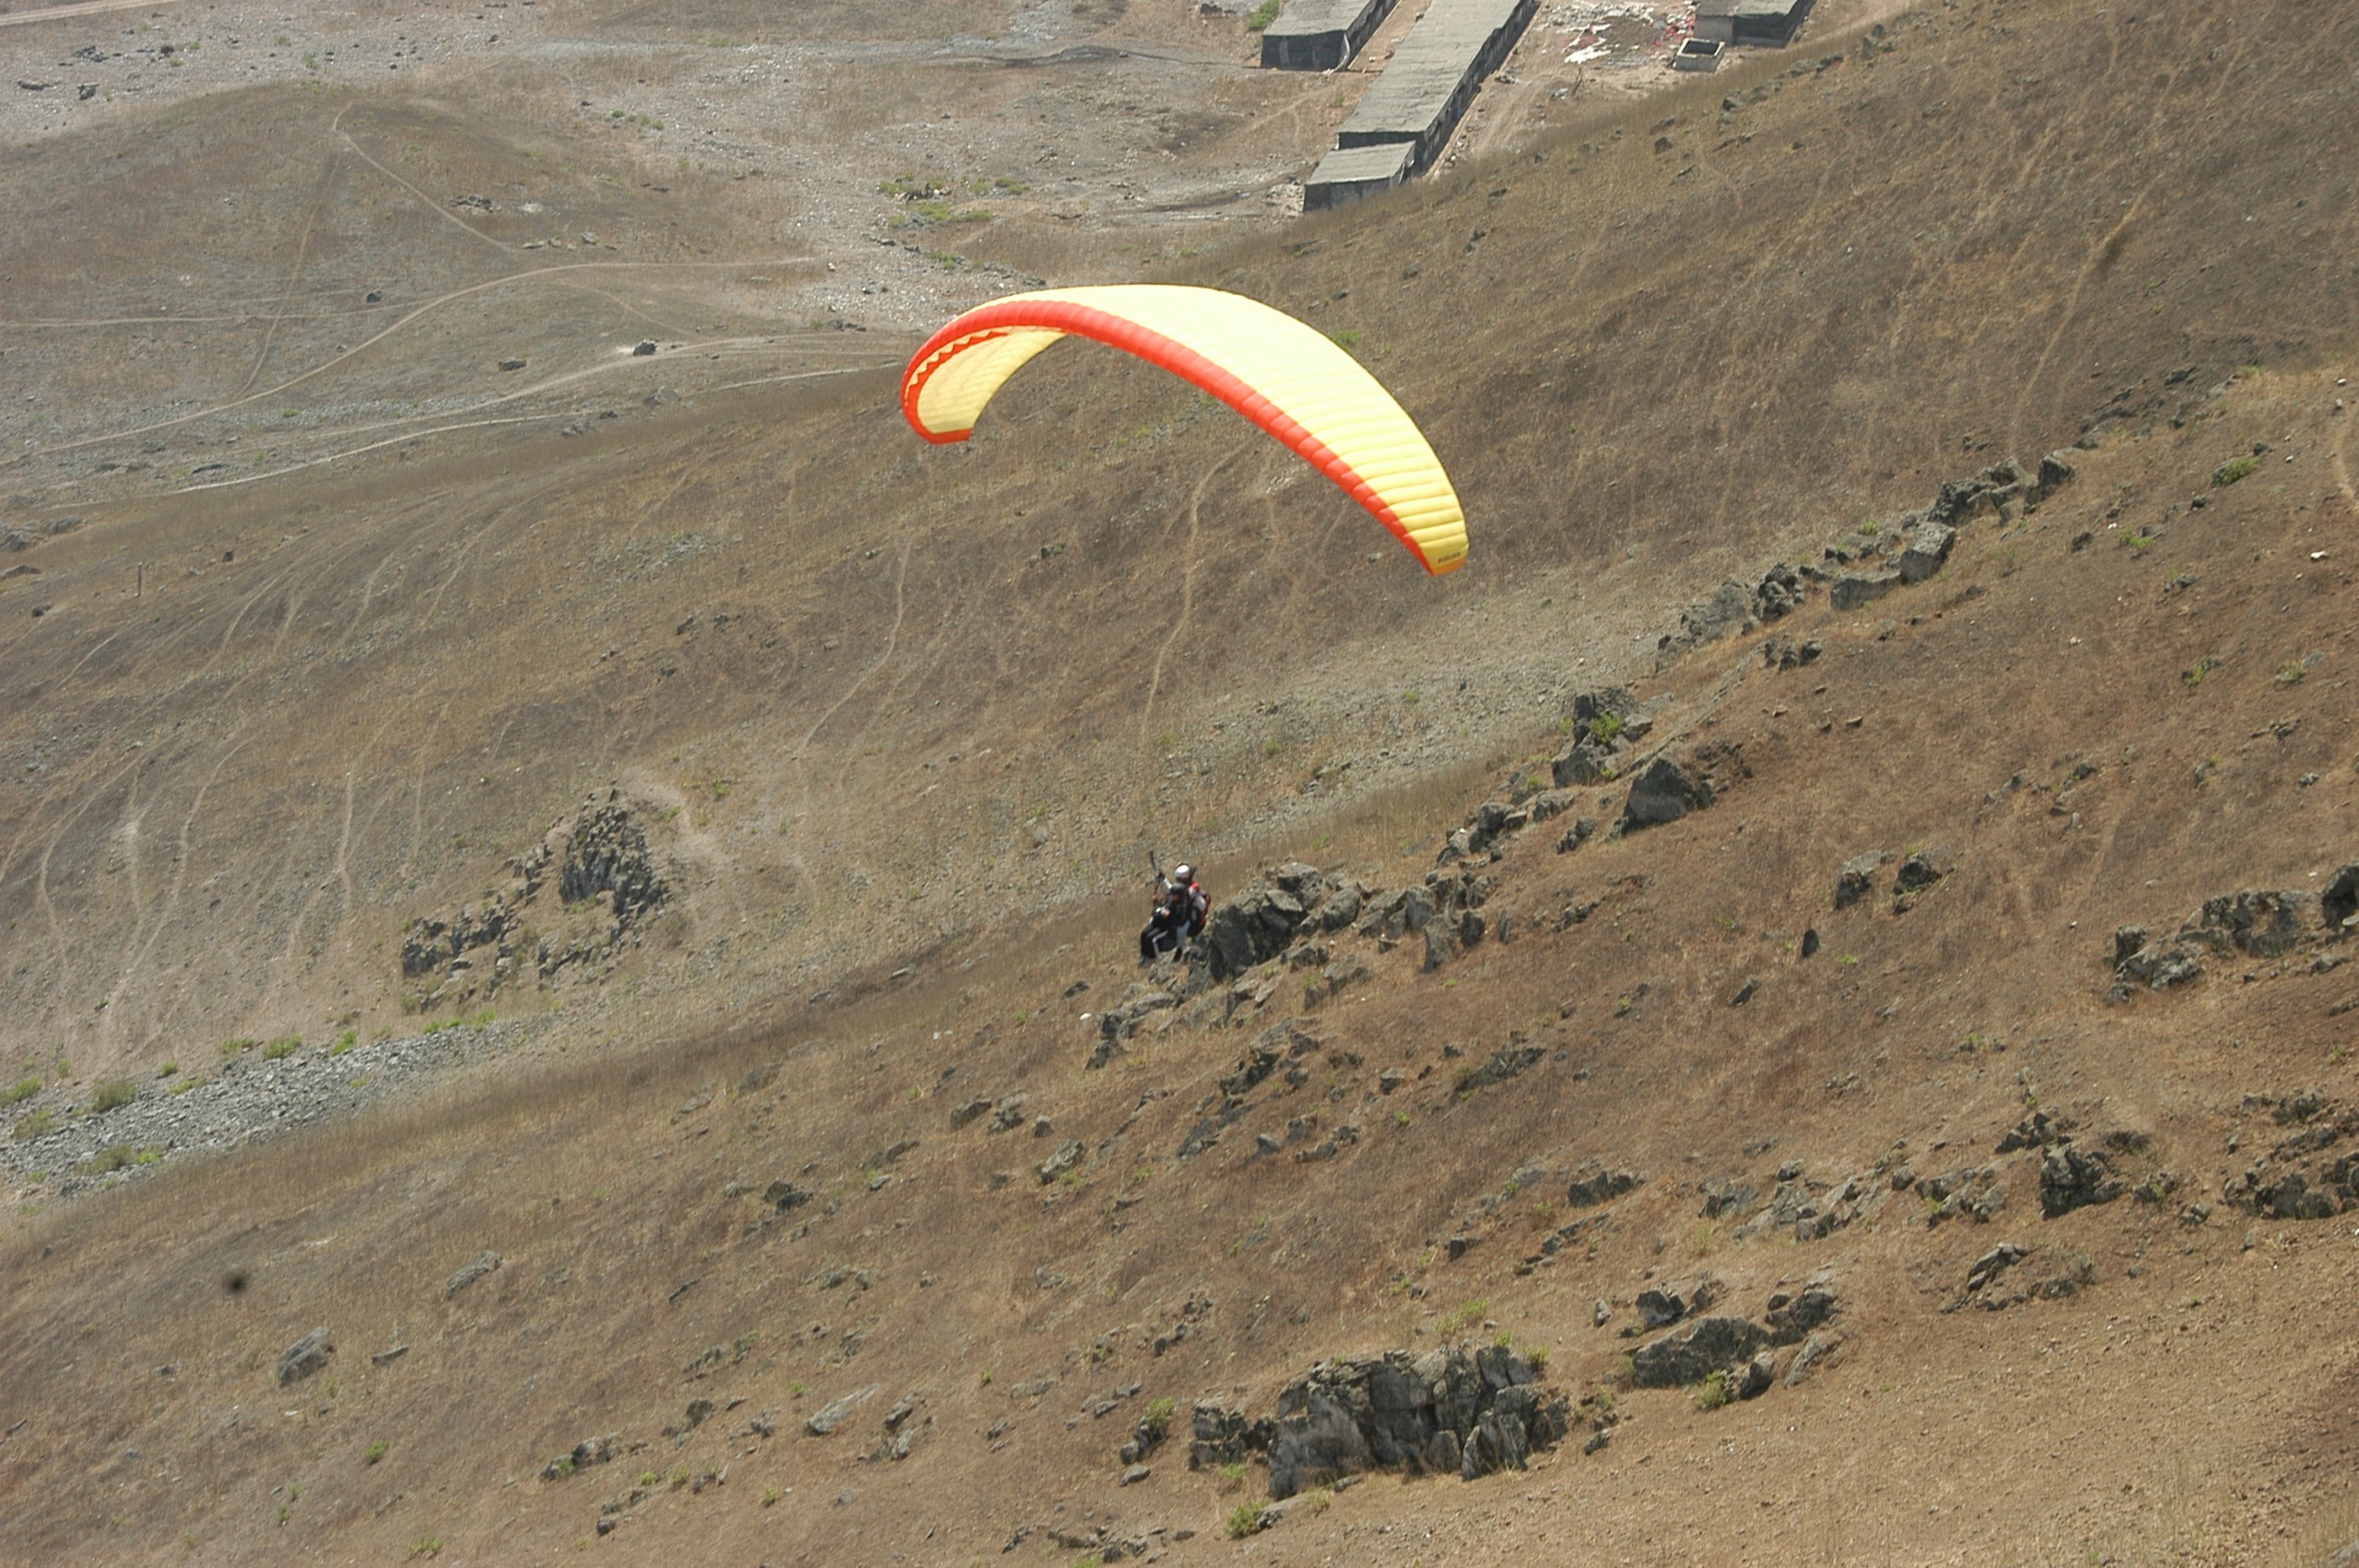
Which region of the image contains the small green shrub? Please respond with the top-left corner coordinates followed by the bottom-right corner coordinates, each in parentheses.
top-left (1587, 712), bottom-right (1624, 744)
top-left (2276, 662), bottom-right (2306, 686)
top-left (1226, 1499), bottom-right (1269, 1539)
top-left (221, 1037), bottom-right (257, 1057)
top-left (157, 1062), bottom-right (178, 1079)
top-left (1326, 328), bottom-right (1362, 351)
top-left (262, 1036), bottom-right (301, 1060)
top-left (1693, 1368), bottom-right (1733, 1410)
top-left (13, 1109), bottom-right (53, 1142)
top-left (365, 1440), bottom-right (388, 1466)
top-left (1246, 0), bottom-right (1284, 29)
top-left (405, 1538), bottom-right (440, 1562)
top-left (2182, 658), bottom-right (2214, 689)
top-left (1436, 1297), bottom-right (1489, 1337)
top-left (84, 1142), bottom-right (136, 1174)
top-left (90, 1078), bottom-right (137, 1114)
top-left (6, 1076), bottom-right (38, 1104)
top-left (2211, 454), bottom-right (2260, 486)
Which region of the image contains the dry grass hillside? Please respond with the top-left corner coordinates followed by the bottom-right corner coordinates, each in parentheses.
top-left (3, 0), bottom-right (2358, 1564)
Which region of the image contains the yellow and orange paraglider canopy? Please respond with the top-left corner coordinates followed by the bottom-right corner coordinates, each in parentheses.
top-left (899, 285), bottom-right (1468, 576)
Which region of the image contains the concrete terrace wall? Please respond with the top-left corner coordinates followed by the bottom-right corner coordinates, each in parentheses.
top-left (1333, 0), bottom-right (1540, 175)
top-left (1304, 140), bottom-right (1415, 210)
top-left (1262, 0), bottom-right (1401, 70)
top-left (1696, 0), bottom-right (1817, 48)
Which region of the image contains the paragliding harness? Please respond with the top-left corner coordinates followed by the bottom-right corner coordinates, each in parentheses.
top-left (1139, 857), bottom-right (1207, 964)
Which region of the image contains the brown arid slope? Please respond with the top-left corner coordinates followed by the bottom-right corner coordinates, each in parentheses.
top-left (1, 0), bottom-right (2358, 1564)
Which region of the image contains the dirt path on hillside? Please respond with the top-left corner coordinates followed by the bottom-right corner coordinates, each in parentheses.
top-left (0, 0), bottom-right (182, 28)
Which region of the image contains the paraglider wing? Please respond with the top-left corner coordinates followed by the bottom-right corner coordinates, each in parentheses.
top-left (900, 285), bottom-right (1467, 575)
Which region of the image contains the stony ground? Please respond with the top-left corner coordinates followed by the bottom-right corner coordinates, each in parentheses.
top-left (4, 0), bottom-right (2359, 1563)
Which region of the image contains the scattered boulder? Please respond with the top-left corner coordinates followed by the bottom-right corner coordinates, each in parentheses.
top-left (276, 1328), bottom-right (334, 1387)
top-left (1921, 1164), bottom-right (2008, 1226)
top-left (1834, 851), bottom-right (1885, 909)
top-left (1896, 521), bottom-right (1956, 584)
top-left (1892, 850), bottom-right (1949, 912)
top-left (1753, 563), bottom-right (1806, 622)
top-left (1093, 985), bottom-right (1178, 1065)
top-left (1635, 1276), bottom-right (1719, 1329)
top-left (2037, 1140), bottom-right (2122, 1217)
top-left (1943, 1243), bottom-right (2092, 1312)
top-left (445, 1250), bottom-right (502, 1298)
top-left (1038, 1140), bottom-right (1084, 1185)
top-left (1828, 569), bottom-right (1902, 612)
top-left (1219, 1020), bottom-right (1318, 1096)
top-left (1761, 637), bottom-right (1822, 671)
top-left (1565, 1166), bottom-right (1643, 1208)
top-left (805, 1386), bottom-right (879, 1436)
top-left (1455, 1042), bottom-right (1545, 1094)
top-left (1696, 1177), bottom-right (1758, 1220)
top-left (1763, 1275), bottom-right (1840, 1343)
top-left (1657, 579), bottom-right (1756, 660)
top-left (1995, 1109), bottom-right (2071, 1153)
top-left (1629, 1316), bottom-right (1764, 1387)
top-left (1782, 1330), bottom-right (1845, 1387)
top-left (1619, 755), bottom-right (1712, 832)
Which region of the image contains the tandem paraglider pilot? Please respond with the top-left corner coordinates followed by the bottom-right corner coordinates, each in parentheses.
top-left (1139, 863), bottom-right (1208, 965)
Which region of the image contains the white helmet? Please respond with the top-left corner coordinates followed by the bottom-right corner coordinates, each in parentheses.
top-left (1172, 864), bottom-right (1193, 883)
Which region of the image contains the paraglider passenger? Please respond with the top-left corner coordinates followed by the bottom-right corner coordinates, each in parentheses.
top-left (1139, 863), bottom-right (1208, 963)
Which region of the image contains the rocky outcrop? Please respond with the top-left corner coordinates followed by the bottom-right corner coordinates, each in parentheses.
top-left (1218, 1020), bottom-right (1319, 1097)
top-left (2037, 1140), bottom-right (2123, 1217)
top-left (1629, 1277), bottom-right (1841, 1389)
top-left (1092, 984), bottom-right (1179, 1066)
top-left (1565, 1166), bottom-right (1644, 1208)
top-left (559, 798), bottom-right (666, 921)
top-left (399, 788), bottom-right (671, 1006)
top-left (2222, 1093), bottom-right (2358, 1220)
top-left (2109, 872), bottom-right (2352, 1000)
top-left (1618, 755), bottom-right (1713, 832)
top-left (1192, 1344), bottom-right (1568, 1500)
top-left (1630, 1316), bottom-right (1764, 1387)
top-left (1656, 579), bottom-right (1758, 660)
top-left (1197, 862), bottom-right (1339, 980)
top-left (1942, 1243), bottom-right (2094, 1312)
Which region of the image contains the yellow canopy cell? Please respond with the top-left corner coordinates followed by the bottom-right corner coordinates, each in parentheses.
top-left (900, 285), bottom-right (1468, 576)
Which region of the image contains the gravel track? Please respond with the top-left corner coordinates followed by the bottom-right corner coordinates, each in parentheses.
top-left (2, 1017), bottom-right (549, 1204)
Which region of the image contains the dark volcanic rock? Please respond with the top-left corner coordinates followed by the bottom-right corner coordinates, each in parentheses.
top-left (2038, 1140), bottom-right (2123, 1217)
top-left (1829, 569), bottom-right (1902, 611)
top-left (1629, 1316), bottom-right (1765, 1388)
top-left (1257, 1344), bottom-right (1567, 1499)
top-left (1619, 755), bottom-right (1712, 832)
top-left (1565, 1166), bottom-right (1643, 1208)
top-left (1199, 863), bottom-right (1332, 979)
top-left (276, 1328), bottom-right (334, 1387)
top-left (1834, 851), bottom-right (1884, 909)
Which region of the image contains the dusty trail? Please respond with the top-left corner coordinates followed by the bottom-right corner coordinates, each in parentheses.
top-left (1135, 446), bottom-right (1238, 754)
top-left (0, 0), bottom-right (183, 27)
top-left (234, 120), bottom-right (346, 400)
top-left (0, 259), bottom-right (828, 473)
